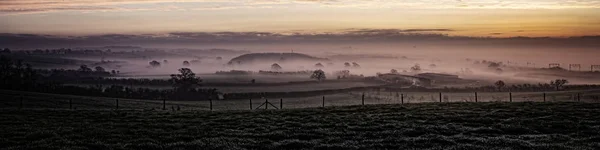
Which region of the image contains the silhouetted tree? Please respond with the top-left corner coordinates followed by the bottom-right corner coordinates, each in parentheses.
top-left (271, 63), bottom-right (282, 71)
top-left (495, 80), bottom-right (505, 91)
top-left (149, 60), bottom-right (161, 67)
top-left (94, 66), bottom-right (106, 72)
top-left (390, 69), bottom-right (398, 74)
top-left (78, 65), bottom-right (92, 72)
top-left (550, 79), bottom-right (568, 91)
top-left (111, 70), bottom-right (117, 74)
top-left (310, 69), bottom-right (326, 81)
top-left (334, 70), bottom-right (350, 79)
top-left (1, 48), bottom-right (10, 53)
top-left (163, 60), bottom-right (168, 64)
top-left (183, 61), bottom-right (190, 66)
top-left (410, 64), bottom-right (421, 72)
top-left (169, 68), bottom-right (202, 91)
top-left (352, 62), bottom-right (361, 68)
top-left (344, 62), bottom-right (351, 68)
top-left (314, 63), bottom-right (324, 68)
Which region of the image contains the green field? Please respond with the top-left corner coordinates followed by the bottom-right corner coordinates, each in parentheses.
top-left (1, 102), bottom-right (599, 149)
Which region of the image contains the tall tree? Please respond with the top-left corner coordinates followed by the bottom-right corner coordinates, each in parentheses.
top-left (169, 68), bottom-right (202, 91)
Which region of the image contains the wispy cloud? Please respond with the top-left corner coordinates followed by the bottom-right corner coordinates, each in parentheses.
top-left (2, 0), bottom-right (600, 15)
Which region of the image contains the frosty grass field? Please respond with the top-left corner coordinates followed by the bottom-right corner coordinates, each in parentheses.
top-left (2, 102), bottom-right (600, 149)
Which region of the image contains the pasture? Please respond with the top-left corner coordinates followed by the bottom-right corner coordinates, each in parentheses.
top-left (1, 89), bottom-right (599, 111)
top-left (1, 102), bottom-right (599, 149)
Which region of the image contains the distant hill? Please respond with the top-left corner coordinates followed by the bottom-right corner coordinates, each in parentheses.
top-left (103, 46), bottom-right (143, 49)
top-left (228, 53), bottom-right (328, 64)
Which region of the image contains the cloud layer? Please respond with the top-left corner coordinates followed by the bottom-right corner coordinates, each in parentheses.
top-left (1, 30), bottom-right (599, 49)
top-left (2, 0), bottom-right (600, 14)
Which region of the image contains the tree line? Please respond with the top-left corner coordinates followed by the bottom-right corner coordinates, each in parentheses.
top-left (0, 55), bottom-right (218, 101)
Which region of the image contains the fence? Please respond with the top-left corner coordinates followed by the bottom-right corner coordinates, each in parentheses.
top-left (1, 90), bottom-right (599, 111)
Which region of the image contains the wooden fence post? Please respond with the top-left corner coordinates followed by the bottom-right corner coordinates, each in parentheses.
top-left (249, 99), bottom-right (253, 110)
top-left (209, 99), bottom-right (213, 111)
top-left (439, 92), bottom-right (442, 103)
top-left (475, 92), bottom-right (478, 102)
top-left (322, 96), bottom-right (325, 107)
top-left (543, 93), bottom-right (546, 102)
top-left (509, 92), bottom-right (512, 102)
top-left (362, 93), bottom-right (365, 106)
top-left (280, 98), bottom-right (283, 109)
top-left (265, 99), bottom-right (268, 110)
top-left (401, 94), bottom-right (404, 104)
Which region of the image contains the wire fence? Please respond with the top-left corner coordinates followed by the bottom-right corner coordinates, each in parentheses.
top-left (1, 90), bottom-right (600, 111)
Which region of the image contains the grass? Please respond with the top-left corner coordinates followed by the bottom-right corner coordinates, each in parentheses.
top-left (2, 89), bottom-right (599, 111)
top-left (1, 102), bottom-right (600, 149)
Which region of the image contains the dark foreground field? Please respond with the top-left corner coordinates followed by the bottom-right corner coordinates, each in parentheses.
top-left (1, 102), bottom-right (599, 150)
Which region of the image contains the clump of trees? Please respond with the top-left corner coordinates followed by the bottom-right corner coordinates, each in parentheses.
top-left (314, 63), bottom-right (324, 68)
top-left (390, 69), bottom-right (399, 74)
top-left (550, 79), bottom-right (568, 91)
top-left (78, 65), bottom-right (93, 72)
top-left (494, 80), bottom-right (505, 91)
top-left (344, 62), bottom-right (351, 68)
top-left (1, 48), bottom-right (10, 53)
top-left (271, 63), bottom-right (282, 71)
top-left (352, 62), bottom-right (361, 68)
top-left (94, 66), bottom-right (106, 72)
top-left (410, 64), bottom-right (421, 73)
top-left (310, 69), bottom-right (326, 81)
top-left (149, 60), bottom-right (161, 67)
top-left (183, 61), bottom-right (190, 66)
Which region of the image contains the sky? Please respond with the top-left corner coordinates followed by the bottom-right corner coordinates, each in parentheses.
top-left (1, 0), bottom-right (600, 38)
